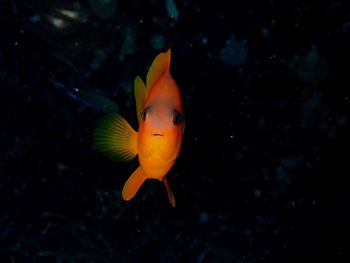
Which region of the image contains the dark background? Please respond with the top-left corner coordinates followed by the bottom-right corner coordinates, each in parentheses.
top-left (1, 0), bottom-right (349, 262)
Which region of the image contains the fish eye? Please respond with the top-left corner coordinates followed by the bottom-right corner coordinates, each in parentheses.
top-left (141, 106), bottom-right (152, 122)
top-left (172, 109), bottom-right (183, 126)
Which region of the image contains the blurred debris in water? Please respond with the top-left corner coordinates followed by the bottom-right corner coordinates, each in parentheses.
top-left (153, 0), bottom-right (180, 28)
top-left (150, 34), bottom-right (166, 50)
top-left (90, 0), bottom-right (118, 20)
top-left (166, 0), bottom-right (179, 22)
top-left (119, 25), bottom-right (137, 62)
top-left (289, 45), bottom-right (329, 85)
top-left (219, 34), bottom-right (248, 67)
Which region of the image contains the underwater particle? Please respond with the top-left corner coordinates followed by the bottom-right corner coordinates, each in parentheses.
top-left (275, 166), bottom-right (289, 184)
top-left (90, 0), bottom-right (118, 19)
top-left (57, 162), bottom-right (68, 171)
top-left (261, 28), bottom-right (269, 38)
top-left (258, 118), bottom-right (265, 126)
top-left (90, 48), bottom-right (107, 69)
top-left (150, 34), bottom-right (166, 50)
top-left (236, 152), bottom-right (243, 160)
top-left (30, 14), bottom-right (41, 23)
top-left (254, 189), bottom-right (262, 197)
top-left (300, 91), bottom-right (332, 129)
top-left (289, 45), bottom-right (329, 84)
top-left (281, 156), bottom-right (304, 168)
top-left (342, 21), bottom-right (350, 33)
top-left (47, 16), bottom-right (67, 29)
top-left (335, 115), bottom-right (347, 125)
top-left (73, 2), bottom-right (81, 9)
top-left (152, 0), bottom-right (179, 28)
top-left (201, 36), bottom-right (208, 45)
top-left (197, 252), bottom-right (206, 263)
top-left (199, 212), bottom-right (209, 224)
top-left (60, 9), bottom-right (79, 19)
top-left (58, 9), bottom-right (88, 23)
top-left (219, 34), bottom-right (248, 66)
top-left (166, 0), bottom-right (179, 21)
top-left (119, 25), bottom-right (137, 62)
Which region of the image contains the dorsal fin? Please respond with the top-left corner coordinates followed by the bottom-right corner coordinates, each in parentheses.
top-left (146, 49), bottom-right (171, 90)
top-left (134, 49), bottom-right (172, 123)
top-left (134, 76), bottom-right (147, 123)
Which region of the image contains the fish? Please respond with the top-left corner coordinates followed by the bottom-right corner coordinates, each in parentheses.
top-left (50, 79), bottom-right (119, 113)
top-left (94, 49), bottom-right (184, 207)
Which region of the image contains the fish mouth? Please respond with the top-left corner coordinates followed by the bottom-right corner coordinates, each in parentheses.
top-left (152, 133), bottom-right (164, 137)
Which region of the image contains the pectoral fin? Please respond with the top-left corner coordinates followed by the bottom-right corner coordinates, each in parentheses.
top-left (162, 178), bottom-right (176, 208)
top-left (94, 113), bottom-right (138, 161)
top-left (122, 167), bottom-right (146, 201)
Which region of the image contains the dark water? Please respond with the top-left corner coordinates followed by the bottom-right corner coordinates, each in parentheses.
top-left (1, 0), bottom-right (349, 262)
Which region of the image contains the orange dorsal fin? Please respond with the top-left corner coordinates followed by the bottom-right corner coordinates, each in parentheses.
top-left (122, 167), bottom-right (146, 201)
top-left (94, 113), bottom-right (138, 161)
top-left (146, 49), bottom-right (171, 90)
top-left (134, 76), bottom-right (147, 123)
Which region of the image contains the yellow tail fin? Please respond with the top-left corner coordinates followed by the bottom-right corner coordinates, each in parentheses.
top-left (122, 167), bottom-right (146, 201)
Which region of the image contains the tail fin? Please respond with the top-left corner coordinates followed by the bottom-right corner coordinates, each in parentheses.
top-left (122, 167), bottom-right (146, 201)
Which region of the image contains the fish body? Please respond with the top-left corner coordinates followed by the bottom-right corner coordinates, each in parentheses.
top-left (94, 49), bottom-right (184, 207)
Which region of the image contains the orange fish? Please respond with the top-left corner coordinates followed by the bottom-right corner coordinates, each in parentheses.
top-left (94, 49), bottom-right (184, 207)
